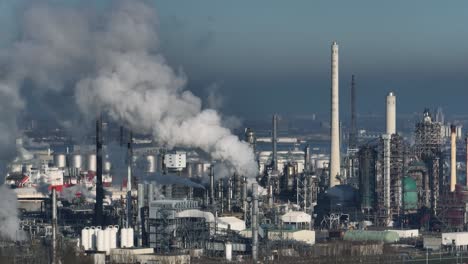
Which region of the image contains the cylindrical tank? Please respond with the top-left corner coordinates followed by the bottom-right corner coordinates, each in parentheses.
top-left (104, 160), bottom-right (111, 173)
top-left (87, 154), bottom-right (97, 172)
top-left (96, 229), bottom-right (105, 252)
top-left (110, 226), bottom-right (118, 249)
top-left (89, 226), bottom-right (96, 250)
top-left (186, 162), bottom-right (193, 178)
top-left (120, 228), bottom-right (128, 248)
top-left (402, 176), bottom-right (418, 211)
top-left (195, 163), bottom-right (203, 177)
top-left (103, 228), bottom-right (110, 254)
top-left (126, 228), bottom-right (134, 248)
top-left (54, 154), bottom-right (66, 168)
top-left (146, 155), bottom-right (156, 173)
top-left (81, 227), bottom-right (90, 250)
top-left (343, 230), bottom-right (399, 243)
top-left (225, 242), bottom-right (232, 261)
top-left (71, 154), bottom-right (82, 169)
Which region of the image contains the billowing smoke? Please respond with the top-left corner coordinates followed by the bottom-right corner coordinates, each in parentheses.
top-left (0, 185), bottom-right (22, 240)
top-left (61, 184), bottom-right (95, 203)
top-left (0, 0), bottom-right (258, 178)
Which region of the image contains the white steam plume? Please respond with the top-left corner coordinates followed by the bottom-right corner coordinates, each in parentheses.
top-left (0, 185), bottom-right (23, 240)
top-left (0, 1), bottom-right (258, 177)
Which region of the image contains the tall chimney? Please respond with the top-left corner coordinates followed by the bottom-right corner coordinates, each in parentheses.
top-left (242, 177), bottom-right (248, 221)
top-left (126, 131), bottom-right (133, 227)
top-left (330, 41), bottom-right (341, 187)
top-left (209, 165), bottom-right (215, 205)
top-left (304, 145), bottom-right (311, 173)
top-left (386, 92), bottom-right (396, 135)
top-left (95, 115), bottom-right (104, 226)
top-left (349, 75), bottom-right (357, 149)
top-left (451, 125), bottom-right (457, 192)
top-left (227, 177), bottom-right (232, 212)
top-left (272, 114), bottom-right (278, 171)
top-left (466, 134), bottom-right (468, 187)
top-left (251, 182), bottom-right (259, 262)
top-left (51, 187), bottom-right (57, 264)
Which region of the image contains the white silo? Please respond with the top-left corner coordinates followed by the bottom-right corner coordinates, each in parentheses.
top-left (386, 92), bottom-right (396, 135)
top-left (54, 154), bottom-right (67, 168)
top-left (89, 226), bottom-right (96, 250)
top-left (110, 226), bottom-right (118, 249)
top-left (103, 228), bottom-right (110, 254)
top-left (126, 228), bottom-right (134, 248)
top-left (225, 242), bottom-right (232, 261)
top-left (96, 229), bottom-right (105, 252)
top-left (71, 154), bottom-right (83, 169)
top-left (120, 228), bottom-right (128, 248)
top-left (81, 227), bottom-right (91, 250)
top-left (87, 154), bottom-right (97, 172)
top-left (146, 155), bottom-right (156, 173)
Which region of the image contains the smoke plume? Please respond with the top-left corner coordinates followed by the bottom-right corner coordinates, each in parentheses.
top-left (0, 1), bottom-right (258, 177)
top-left (0, 186), bottom-right (22, 240)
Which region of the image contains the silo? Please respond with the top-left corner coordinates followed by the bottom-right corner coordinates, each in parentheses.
top-left (88, 154), bottom-right (97, 172)
top-left (71, 154), bottom-right (83, 169)
top-left (81, 227), bottom-right (90, 250)
top-left (195, 163), bottom-right (203, 177)
top-left (90, 226), bottom-right (97, 250)
top-left (146, 155), bottom-right (156, 173)
top-left (103, 228), bottom-right (110, 254)
top-left (225, 242), bottom-right (232, 261)
top-left (104, 160), bottom-right (111, 173)
top-left (110, 226), bottom-right (118, 249)
top-left (54, 154), bottom-right (66, 168)
top-left (120, 228), bottom-right (128, 248)
top-left (96, 229), bottom-right (105, 252)
top-left (126, 228), bottom-right (134, 248)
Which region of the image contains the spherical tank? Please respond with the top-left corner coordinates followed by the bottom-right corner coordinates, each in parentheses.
top-left (71, 154), bottom-right (83, 169)
top-left (87, 154), bottom-right (97, 172)
top-left (54, 154), bottom-right (67, 168)
top-left (146, 155), bottom-right (156, 173)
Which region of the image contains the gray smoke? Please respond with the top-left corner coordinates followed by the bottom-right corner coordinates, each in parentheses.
top-left (61, 184), bottom-right (95, 203)
top-left (0, 186), bottom-right (22, 240)
top-left (0, 0), bottom-right (258, 178)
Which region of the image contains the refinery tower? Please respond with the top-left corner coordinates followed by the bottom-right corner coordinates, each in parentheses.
top-left (329, 41), bottom-right (340, 187)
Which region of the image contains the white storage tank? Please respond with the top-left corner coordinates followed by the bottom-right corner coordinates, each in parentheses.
top-left (146, 155), bottom-right (156, 173)
top-left (88, 154), bottom-right (97, 172)
top-left (104, 160), bottom-right (111, 173)
top-left (110, 226), bottom-right (118, 249)
top-left (121, 228), bottom-right (128, 248)
top-left (71, 154), bottom-right (83, 169)
top-left (54, 154), bottom-right (67, 168)
top-left (96, 229), bottom-right (105, 252)
top-left (89, 226), bottom-right (96, 250)
top-left (103, 228), bottom-right (110, 254)
top-left (126, 228), bottom-right (134, 248)
top-left (225, 242), bottom-right (232, 261)
top-left (81, 227), bottom-right (91, 250)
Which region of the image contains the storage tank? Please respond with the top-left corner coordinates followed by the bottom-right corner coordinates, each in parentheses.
top-left (126, 228), bottom-right (134, 248)
top-left (89, 226), bottom-right (96, 250)
top-left (120, 228), bottom-right (128, 248)
top-left (195, 163), bottom-right (203, 177)
top-left (96, 229), bottom-right (105, 252)
top-left (87, 154), bottom-right (97, 172)
top-left (110, 226), bottom-right (118, 249)
top-left (402, 176), bottom-right (418, 211)
top-left (104, 160), bottom-right (111, 173)
top-left (103, 228), bottom-right (110, 254)
top-left (71, 154), bottom-right (83, 169)
top-left (343, 230), bottom-right (399, 243)
top-left (146, 155), bottom-right (156, 173)
top-left (81, 227), bottom-right (91, 250)
top-left (54, 154), bottom-right (67, 168)
top-left (225, 242), bottom-right (232, 261)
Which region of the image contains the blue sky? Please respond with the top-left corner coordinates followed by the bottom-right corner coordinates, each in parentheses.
top-left (1, 0), bottom-right (468, 119)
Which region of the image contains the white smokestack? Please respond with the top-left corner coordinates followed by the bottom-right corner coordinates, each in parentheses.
top-left (329, 41), bottom-right (340, 187)
top-left (386, 92), bottom-right (396, 135)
